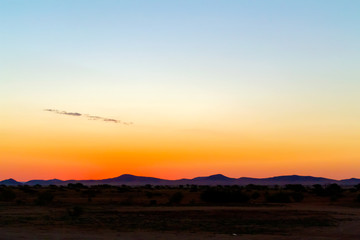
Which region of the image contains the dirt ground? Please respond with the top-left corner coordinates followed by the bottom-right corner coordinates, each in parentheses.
top-left (1, 204), bottom-right (360, 240)
top-left (2, 184), bottom-right (360, 239)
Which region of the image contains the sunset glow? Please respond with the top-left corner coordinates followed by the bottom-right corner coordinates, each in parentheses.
top-left (1, 1), bottom-right (360, 181)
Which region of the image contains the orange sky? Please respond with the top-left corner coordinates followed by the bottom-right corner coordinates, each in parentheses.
top-left (1, 1), bottom-right (360, 181)
top-left (1, 105), bottom-right (360, 181)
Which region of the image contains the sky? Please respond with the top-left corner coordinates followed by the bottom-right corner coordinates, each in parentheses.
top-left (1, 0), bottom-right (360, 181)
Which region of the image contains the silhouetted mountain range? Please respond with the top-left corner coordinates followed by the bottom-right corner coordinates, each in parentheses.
top-left (0, 178), bottom-right (20, 186)
top-left (1, 174), bottom-right (360, 186)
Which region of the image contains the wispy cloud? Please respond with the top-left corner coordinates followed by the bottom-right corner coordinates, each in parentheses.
top-left (44, 109), bottom-right (82, 116)
top-left (44, 109), bottom-right (133, 125)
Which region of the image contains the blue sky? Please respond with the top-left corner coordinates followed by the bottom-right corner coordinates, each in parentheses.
top-left (2, 0), bottom-right (359, 122)
top-left (1, 1), bottom-right (360, 180)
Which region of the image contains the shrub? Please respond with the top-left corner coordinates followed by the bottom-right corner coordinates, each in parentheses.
top-left (312, 184), bottom-right (325, 196)
top-left (265, 192), bottom-right (291, 203)
top-left (189, 185), bottom-right (198, 192)
top-left (291, 192), bottom-right (304, 202)
top-left (19, 185), bottom-right (37, 194)
top-left (117, 185), bottom-right (131, 193)
top-left (169, 192), bottom-right (184, 204)
top-left (67, 183), bottom-right (87, 190)
top-left (201, 187), bottom-right (249, 203)
top-left (285, 184), bottom-right (306, 192)
top-left (0, 188), bottom-right (16, 202)
top-left (144, 184), bottom-right (152, 189)
top-left (325, 184), bottom-right (343, 201)
top-left (36, 191), bottom-right (54, 205)
top-left (245, 184), bottom-right (268, 191)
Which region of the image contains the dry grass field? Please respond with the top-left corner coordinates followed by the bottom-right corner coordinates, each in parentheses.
top-left (1, 184), bottom-right (360, 239)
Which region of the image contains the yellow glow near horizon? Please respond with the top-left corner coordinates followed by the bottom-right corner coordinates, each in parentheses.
top-left (2, 104), bottom-right (360, 181)
top-left (1, 1), bottom-right (360, 181)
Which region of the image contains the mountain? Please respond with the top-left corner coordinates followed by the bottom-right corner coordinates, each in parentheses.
top-left (26, 179), bottom-right (64, 186)
top-left (194, 174), bottom-right (233, 181)
top-left (188, 174), bottom-right (237, 185)
top-left (0, 178), bottom-right (22, 186)
top-left (339, 178), bottom-right (360, 185)
top-left (1, 174), bottom-right (359, 186)
top-left (257, 175), bottom-right (336, 185)
top-left (91, 174), bottom-right (171, 185)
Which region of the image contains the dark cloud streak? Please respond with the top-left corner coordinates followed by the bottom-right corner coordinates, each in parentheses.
top-left (44, 109), bottom-right (133, 126)
top-left (44, 109), bottom-right (82, 116)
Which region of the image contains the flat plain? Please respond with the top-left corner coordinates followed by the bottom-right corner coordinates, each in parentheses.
top-left (1, 184), bottom-right (360, 239)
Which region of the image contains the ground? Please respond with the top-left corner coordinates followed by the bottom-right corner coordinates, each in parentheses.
top-left (1, 204), bottom-right (360, 239)
top-left (1, 185), bottom-right (360, 239)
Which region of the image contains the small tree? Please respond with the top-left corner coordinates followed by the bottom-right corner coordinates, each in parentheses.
top-left (169, 192), bottom-right (184, 204)
top-left (325, 184), bottom-right (343, 201)
top-left (312, 184), bottom-right (325, 196)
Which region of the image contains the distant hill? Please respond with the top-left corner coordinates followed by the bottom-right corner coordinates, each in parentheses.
top-left (26, 179), bottom-right (64, 185)
top-left (0, 178), bottom-right (22, 186)
top-left (187, 174), bottom-right (238, 185)
top-left (339, 178), bottom-right (360, 185)
top-left (1, 174), bottom-right (360, 186)
top-left (87, 174), bottom-right (171, 185)
top-left (256, 175), bottom-right (336, 185)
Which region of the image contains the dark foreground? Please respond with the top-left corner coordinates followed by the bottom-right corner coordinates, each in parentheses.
top-left (1, 184), bottom-right (360, 239)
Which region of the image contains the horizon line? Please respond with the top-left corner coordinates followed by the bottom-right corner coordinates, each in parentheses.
top-left (1, 173), bottom-right (358, 183)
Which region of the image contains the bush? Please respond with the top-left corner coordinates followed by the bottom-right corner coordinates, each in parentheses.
top-left (82, 189), bottom-right (97, 198)
top-left (201, 187), bottom-right (249, 203)
top-left (325, 184), bottom-right (343, 201)
top-left (325, 184), bottom-right (342, 194)
top-left (245, 184), bottom-right (268, 191)
top-left (190, 185), bottom-right (198, 192)
top-left (144, 184), bottom-right (152, 189)
top-left (169, 192), bottom-right (184, 204)
top-left (67, 183), bottom-right (87, 191)
top-left (117, 185), bottom-right (131, 193)
top-left (19, 185), bottom-right (37, 194)
top-left (0, 188), bottom-right (16, 202)
top-left (312, 184), bottom-right (325, 196)
top-left (265, 192), bottom-right (291, 203)
top-left (291, 192), bottom-right (304, 202)
top-left (285, 184), bottom-right (306, 192)
top-left (36, 191), bottom-right (54, 205)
